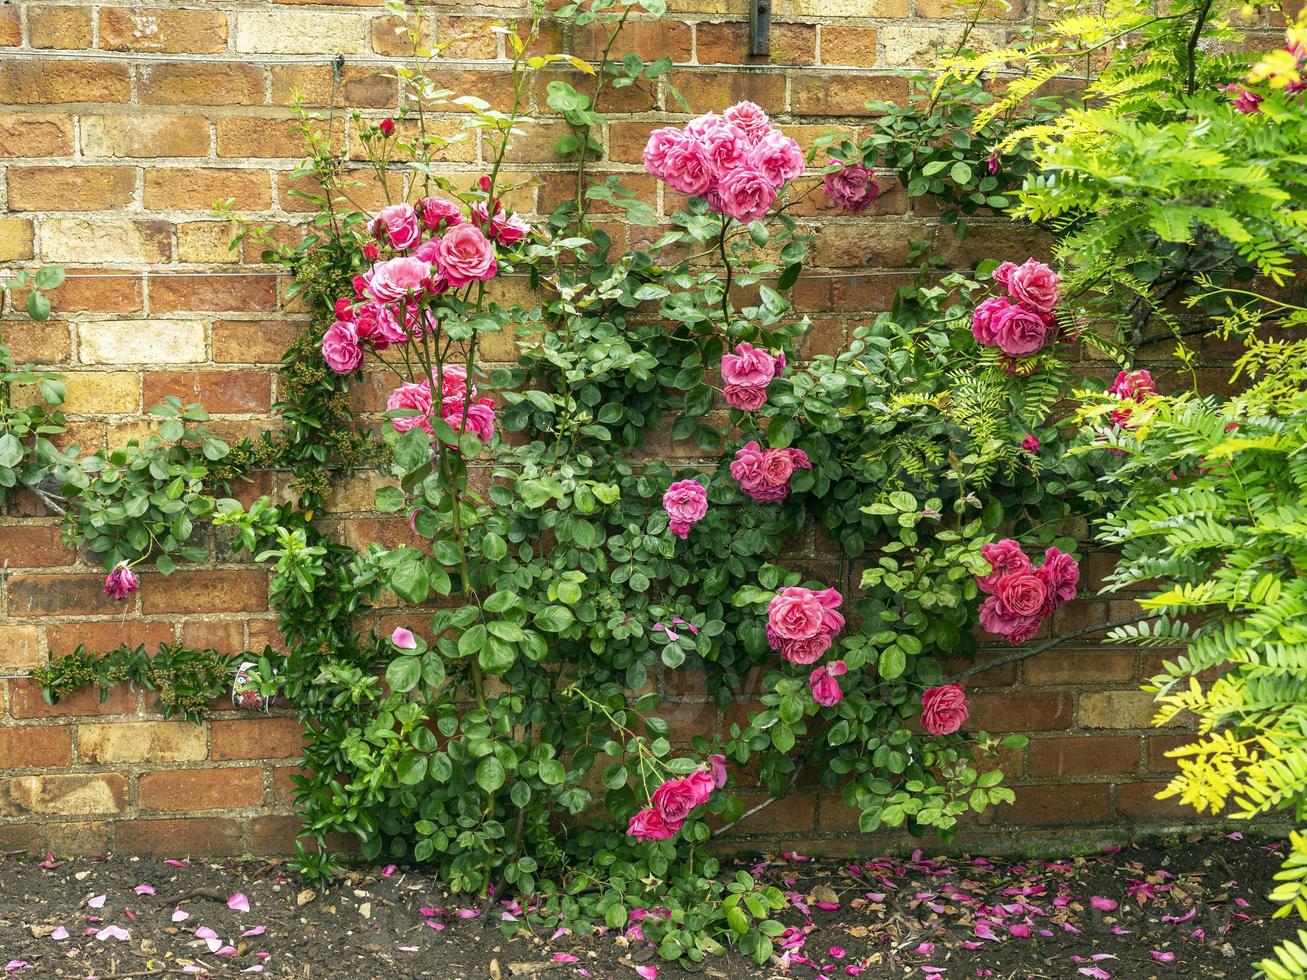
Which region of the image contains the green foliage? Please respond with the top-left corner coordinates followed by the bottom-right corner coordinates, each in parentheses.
top-left (33, 643), bottom-right (245, 723)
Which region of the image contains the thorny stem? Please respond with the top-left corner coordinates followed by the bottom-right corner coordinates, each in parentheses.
top-left (575, 5), bottom-right (634, 223)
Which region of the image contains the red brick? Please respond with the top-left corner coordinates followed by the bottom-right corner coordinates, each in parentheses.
top-left (3, 320), bottom-right (73, 362)
top-left (0, 726), bottom-right (74, 768)
top-left (6, 678), bottom-right (138, 719)
top-left (140, 570), bottom-right (269, 615)
top-left (965, 691), bottom-right (1074, 732)
top-left (116, 816), bottom-right (243, 855)
top-left (149, 275), bottom-right (278, 314)
top-left (7, 573), bottom-right (126, 617)
top-left (211, 718), bottom-right (304, 760)
top-left (46, 620), bottom-right (175, 657)
top-left (0, 824), bottom-right (40, 857)
top-left (137, 766), bottom-right (264, 811)
top-left (1022, 649), bottom-right (1136, 685)
top-left (0, 524), bottom-right (73, 567)
top-left (1028, 736), bottom-right (1140, 777)
top-left (98, 7), bottom-right (228, 54)
top-left (791, 74), bottom-right (909, 115)
top-left (669, 70), bottom-right (787, 113)
top-left (1146, 734), bottom-right (1194, 773)
top-left (0, 627), bottom-right (41, 671)
top-left (0, 113), bottom-right (75, 156)
top-left (138, 62), bottom-right (265, 106)
top-left (1000, 783), bottom-right (1111, 825)
top-left (250, 813), bottom-right (300, 854)
top-left (712, 790), bottom-right (816, 835)
top-left (1115, 781), bottom-right (1197, 821)
top-left (28, 5), bottom-right (93, 48)
top-left (572, 19), bottom-right (691, 61)
top-left (7, 166), bottom-right (136, 211)
top-left (696, 22), bottom-right (814, 65)
top-left (0, 6), bottom-right (19, 45)
top-left (29, 269), bottom-right (145, 313)
top-left (0, 61), bottom-right (132, 104)
top-left (212, 319), bottom-right (306, 363)
top-left (181, 619), bottom-right (246, 652)
top-left (143, 167), bottom-right (271, 211)
top-left (143, 370), bottom-right (273, 414)
top-left (0, 773), bottom-right (128, 816)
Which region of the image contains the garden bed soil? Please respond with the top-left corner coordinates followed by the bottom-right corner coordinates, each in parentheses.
top-left (0, 832), bottom-right (1297, 978)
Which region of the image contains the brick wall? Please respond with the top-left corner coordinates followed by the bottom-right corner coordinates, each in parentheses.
top-left (1, 0), bottom-right (1286, 858)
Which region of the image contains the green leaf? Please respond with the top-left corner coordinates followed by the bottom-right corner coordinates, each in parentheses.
top-left (535, 605), bottom-right (574, 632)
top-left (375, 486), bottom-right (406, 513)
top-left (477, 756), bottom-right (506, 793)
top-left (538, 759), bottom-right (566, 786)
top-left (386, 656), bottom-right (421, 694)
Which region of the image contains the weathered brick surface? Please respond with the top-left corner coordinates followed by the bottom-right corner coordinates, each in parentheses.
top-left (0, 0), bottom-right (1272, 859)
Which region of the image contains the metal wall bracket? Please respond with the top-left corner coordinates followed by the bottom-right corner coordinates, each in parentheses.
top-left (749, 0), bottom-right (771, 57)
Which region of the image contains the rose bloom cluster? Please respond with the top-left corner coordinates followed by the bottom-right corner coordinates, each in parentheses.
top-left (1107, 368), bottom-right (1155, 428)
top-left (626, 756), bottom-right (728, 842)
top-left (388, 363), bottom-right (496, 446)
top-left (975, 539), bottom-right (1079, 645)
top-left (720, 341), bottom-right (785, 411)
top-left (643, 102), bottom-right (803, 223)
top-left (730, 441), bottom-right (810, 502)
top-left (767, 586), bottom-right (845, 666)
top-left (970, 259), bottom-right (1060, 358)
top-left (1228, 19), bottom-right (1307, 111)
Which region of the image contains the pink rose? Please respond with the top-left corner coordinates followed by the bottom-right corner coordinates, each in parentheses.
top-left (438, 364), bottom-right (471, 399)
top-left (767, 586), bottom-right (825, 641)
top-left (1226, 84), bottom-right (1263, 113)
top-left (723, 383), bottom-right (768, 412)
top-left (921, 683), bottom-right (969, 735)
top-left (990, 303), bottom-right (1052, 357)
top-left (387, 381), bottom-right (434, 435)
top-left (1108, 369), bottom-right (1156, 427)
top-left (731, 442), bottom-right (808, 501)
top-left (370, 203), bottom-right (421, 251)
top-left (1002, 259), bottom-right (1060, 314)
top-left (814, 586), bottom-right (844, 635)
top-left (442, 395), bottom-right (495, 445)
top-left (696, 118), bottom-right (751, 177)
top-left (471, 202), bottom-right (530, 244)
top-left (1038, 547), bottom-right (1079, 605)
top-left (995, 571), bottom-right (1049, 618)
top-left (364, 257), bottom-right (431, 303)
top-left (721, 342), bottom-right (780, 388)
top-left (760, 447), bottom-right (796, 487)
top-left (651, 772), bottom-right (715, 823)
top-left (748, 131), bottom-right (804, 188)
top-left (809, 660), bottom-right (848, 707)
top-left (708, 754), bottom-right (728, 789)
top-left (717, 167), bottom-right (778, 223)
top-left (333, 297), bottom-right (355, 321)
top-left (662, 479), bottom-right (708, 540)
top-left (977, 539), bottom-right (1031, 594)
top-left (978, 595), bottom-right (1040, 644)
top-left (103, 562), bottom-right (139, 601)
top-left (417, 196), bottom-right (463, 232)
top-left (627, 807), bottom-right (680, 842)
top-left (722, 100), bottom-right (772, 144)
top-left (822, 159), bottom-right (879, 214)
top-left (437, 224), bottom-right (497, 286)
top-left (1021, 433), bottom-right (1040, 453)
top-left (412, 238), bottom-right (441, 264)
top-left (660, 139), bottom-right (714, 197)
top-left (353, 301), bottom-right (405, 349)
top-left (643, 127), bottom-right (689, 180)
top-left (321, 320), bottom-right (363, 373)
top-left (992, 261), bottom-right (1018, 291)
top-left (779, 631), bottom-right (832, 665)
top-left (971, 296), bottom-right (1010, 346)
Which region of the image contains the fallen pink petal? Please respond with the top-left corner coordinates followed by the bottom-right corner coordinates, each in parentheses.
top-left (50, 926), bottom-right (69, 941)
top-left (242, 925), bottom-right (267, 937)
top-left (133, 884), bottom-right (155, 895)
top-left (87, 895), bottom-right (106, 909)
top-left (94, 925), bottom-right (130, 942)
top-left (172, 908), bottom-right (190, 922)
top-left (227, 892), bottom-right (251, 912)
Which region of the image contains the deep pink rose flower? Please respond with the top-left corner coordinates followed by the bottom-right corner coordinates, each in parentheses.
top-left (978, 595), bottom-right (1040, 644)
top-left (809, 660), bottom-right (848, 707)
top-left (731, 442), bottom-right (809, 501)
top-left (760, 448), bottom-right (796, 487)
top-left (362, 242), bottom-right (379, 261)
top-left (977, 540), bottom-right (1032, 594)
top-left (696, 118), bottom-right (751, 177)
top-left (1002, 259), bottom-right (1060, 314)
top-left (660, 139), bottom-right (715, 197)
top-left (721, 342), bottom-right (780, 388)
top-left (971, 296), bottom-right (1011, 347)
top-left (708, 754), bottom-right (728, 789)
top-left (822, 159), bottom-right (879, 214)
top-left (471, 202), bottom-right (530, 244)
top-left (412, 238), bottom-right (441, 264)
top-left (995, 571), bottom-right (1049, 618)
top-left (780, 631), bottom-right (832, 665)
top-left (1021, 433), bottom-right (1040, 453)
top-left (921, 683), bottom-right (969, 735)
top-left (722, 100), bottom-right (772, 144)
top-left (990, 303), bottom-right (1052, 357)
top-left (1226, 84), bottom-right (1263, 113)
top-left (442, 395), bottom-right (495, 445)
top-left (321, 320), bottom-right (363, 373)
top-left (438, 364), bottom-right (470, 399)
top-left (437, 224), bottom-right (497, 286)
top-left (1108, 369), bottom-right (1156, 427)
top-left (627, 807), bottom-right (680, 842)
top-left (643, 127), bottom-right (689, 180)
top-left (717, 167), bottom-right (778, 223)
top-left (992, 261), bottom-right (1018, 290)
top-left (417, 196), bottom-right (463, 232)
top-left (353, 301), bottom-right (405, 349)
top-left (387, 381), bottom-right (434, 435)
top-left (370, 203), bottom-right (421, 251)
top-left (814, 587), bottom-right (844, 635)
top-left (663, 479), bottom-right (708, 540)
top-left (723, 383), bottom-right (769, 412)
top-left (1038, 547), bottom-right (1079, 605)
top-left (748, 131), bottom-right (804, 188)
top-left (364, 257), bottom-right (431, 303)
top-left (333, 297), bottom-right (355, 321)
top-left (651, 772), bottom-right (715, 823)
top-left (768, 586), bottom-right (826, 641)
top-left (103, 563), bottom-right (139, 601)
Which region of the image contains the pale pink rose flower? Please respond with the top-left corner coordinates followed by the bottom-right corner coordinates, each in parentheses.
top-left (748, 131), bottom-right (804, 188)
top-left (370, 203), bottom-right (421, 251)
top-left (717, 167), bottom-right (778, 223)
top-left (767, 586), bottom-right (826, 641)
top-left (387, 381), bottom-right (434, 435)
top-left (364, 257), bottom-right (432, 303)
top-left (722, 101), bottom-right (772, 144)
top-left (436, 224), bottom-right (497, 286)
top-left (321, 320), bottom-right (363, 373)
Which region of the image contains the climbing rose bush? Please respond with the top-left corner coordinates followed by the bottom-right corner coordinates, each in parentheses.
top-left (976, 540), bottom-right (1080, 644)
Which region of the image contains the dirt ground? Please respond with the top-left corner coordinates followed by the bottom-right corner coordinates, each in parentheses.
top-left (0, 832), bottom-right (1298, 978)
